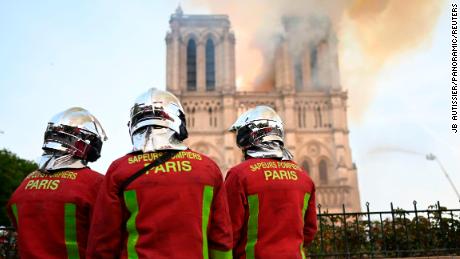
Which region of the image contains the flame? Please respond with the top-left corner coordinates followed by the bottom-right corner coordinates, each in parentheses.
top-left (236, 76), bottom-right (244, 89)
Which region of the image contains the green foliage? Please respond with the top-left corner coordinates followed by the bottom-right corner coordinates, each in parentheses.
top-left (306, 206), bottom-right (460, 257)
top-left (0, 149), bottom-right (37, 226)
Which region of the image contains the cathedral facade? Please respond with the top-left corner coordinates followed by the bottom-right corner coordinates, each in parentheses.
top-left (165, 8), bottom-right (361, 212)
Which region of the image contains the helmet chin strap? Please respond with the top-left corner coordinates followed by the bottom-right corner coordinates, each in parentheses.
top-left (131, 126), bottom-right (187, 153)
top-left (38, 151), bottom-right (87, 173)
top-left (245, 141), bottom-right (293, 161)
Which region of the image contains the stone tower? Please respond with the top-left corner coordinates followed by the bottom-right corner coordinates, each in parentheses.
top-left (165, 7), bottom-right (361, 212)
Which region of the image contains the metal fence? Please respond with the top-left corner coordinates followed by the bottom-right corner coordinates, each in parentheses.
top-left (1, 201), bottom-right (459, 258)
top-left (0, 227), bottom-right (16, 259)
top-left (307, 201), bottom-right (460, 258)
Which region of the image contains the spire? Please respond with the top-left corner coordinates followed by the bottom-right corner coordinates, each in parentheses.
top-left (175, 3), bottom-right (183, 17)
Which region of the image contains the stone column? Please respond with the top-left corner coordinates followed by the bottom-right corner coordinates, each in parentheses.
top-left (283, 93), bottom-right (296, 152)
top-left (179, 42), bottom-right (187, 91)
top-left (215, 41), bottom-right (223, 89)
top-left (166, 33), bottom-right (180, 93)
top-left (275, 42), bottom-right (292, 91)
top-left (228, 33), bottom-right (236, 90)
top-left (166, 34), bottom-right (172, 91)
top-left (303, 45), bottom-right (312, 90)
top-left (173, 36), bottom-right (180, 92)
top-left (197, 42), bottom-right (206, 92)
top-left (222, 32), bottom-right (236, 92)
top-left (283, 43), bottom-right (294, 91)
top-left (350, 168), bottom-right (361, 211)
top-left (222, 33), bottom-right (229, 90)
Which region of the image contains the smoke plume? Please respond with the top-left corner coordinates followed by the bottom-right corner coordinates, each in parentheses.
top-left (367, 146), bottom-right (424, 157)
top-left (186, 0), bottom-right (444, 120)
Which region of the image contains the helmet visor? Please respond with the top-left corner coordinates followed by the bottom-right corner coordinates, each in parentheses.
top-left (130, 103), bottom-right (182, 135)
top-left (43, 123), bottom-right (102, 160)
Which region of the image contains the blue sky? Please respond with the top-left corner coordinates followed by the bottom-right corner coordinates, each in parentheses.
top-left (0, 1), bottom-right (458, 211)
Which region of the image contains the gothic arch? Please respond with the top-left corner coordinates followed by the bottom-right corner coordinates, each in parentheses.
top-left (295, 101), bottom-right (311, 128)
top-left (300, 156), bottom-right (313, 175)
top-left (298, 140), bottom-right (334, 162)
top-left (317, 156), bottom-right (332, 185)
top-left (200, 30), bottom-right (221, 45)
top-left (182, 100), bottom-right (223, 130)
top-left (182, 32), bottom-right (199, 45)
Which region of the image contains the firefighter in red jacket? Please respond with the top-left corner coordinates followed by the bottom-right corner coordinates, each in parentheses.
top-left (226, 105), bottom-right (317, 259)
top-left (87, 88), bottom-right (233, 259)
top-left (7, 107), bottom-right (107, 259)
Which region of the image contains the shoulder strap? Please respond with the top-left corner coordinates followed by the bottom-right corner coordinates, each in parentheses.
top-left (118, 150), bottom-right (180, 195)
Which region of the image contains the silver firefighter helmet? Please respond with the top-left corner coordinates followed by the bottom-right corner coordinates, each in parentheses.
top-left (229, 105), bottom-right (293, 160)
top-left (229, 105), bottom-right (284, 149)
top-left (39, 107), bottom-right (107, 171)
top-left (128, 88), bottom-right (188, 152)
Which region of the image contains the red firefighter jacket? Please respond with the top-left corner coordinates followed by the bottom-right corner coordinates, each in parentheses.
top-left (225, 158), bottom-right (317, 259)
top-left (86, 150), bottom-right (233, 259)
top-left (7, 167), bottom-right (103, 259)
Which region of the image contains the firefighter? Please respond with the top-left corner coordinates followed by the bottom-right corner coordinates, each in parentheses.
top-left (7, 107), bottom-right (107, 259)
top-left (226, 105), bottom-right (317, 259)
top-left (86, 88), bottom-right (233, 259)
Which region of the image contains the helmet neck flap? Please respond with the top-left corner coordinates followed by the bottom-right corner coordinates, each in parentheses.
top-left (131, 126), bottom-right (187, 153)
top-left (38, 151), bottom-right (87, 172)
top-left (245, 141), bottom-right (293, 161)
